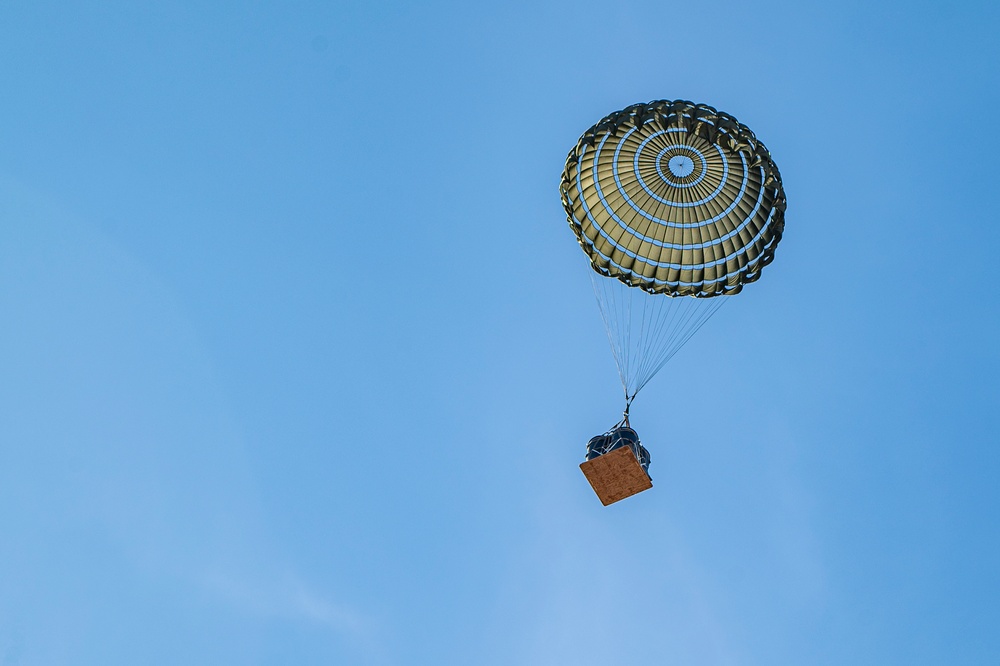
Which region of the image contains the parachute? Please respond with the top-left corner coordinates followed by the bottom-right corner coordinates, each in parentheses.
top-left (564, 100), bottom-right (786, 503)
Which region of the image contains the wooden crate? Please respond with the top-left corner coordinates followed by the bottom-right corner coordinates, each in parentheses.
top-left (580, 445), bottom-right (652, 506)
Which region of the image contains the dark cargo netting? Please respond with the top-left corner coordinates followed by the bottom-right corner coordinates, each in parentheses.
top-left (586, 426), bottom-right (651, 477)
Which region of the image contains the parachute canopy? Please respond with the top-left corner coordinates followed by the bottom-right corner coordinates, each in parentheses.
top-left (560, 100), bottom-right (786, 297)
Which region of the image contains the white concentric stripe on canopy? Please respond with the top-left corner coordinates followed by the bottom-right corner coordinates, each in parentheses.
top-left (650, 143), bottom-right (710, 189)
top-left (560, 99), bottom-right (785, 296)
top-left (573, 169), bottom-right (766, 257)
top-left (580, 204), bottom-right (776, 274)
top-left (575, 191), bottom-right (770, 271)
top-left (582, 205), bottom-right (779, 284)
top-left (574, 148), bottom-right (768, 253)
top-left (628, 129), bottom-right (730, 204)
top-left (593, 129), bottom-right (754, 227)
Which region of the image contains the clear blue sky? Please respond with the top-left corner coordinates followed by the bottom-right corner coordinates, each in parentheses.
top-left (1, 1), bottom-right (998, 664)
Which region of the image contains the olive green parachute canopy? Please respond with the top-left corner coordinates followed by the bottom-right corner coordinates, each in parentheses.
top-left (560, 100), bottom-right (786, 297)
top-left (562, 100), bottom-right (787, 401)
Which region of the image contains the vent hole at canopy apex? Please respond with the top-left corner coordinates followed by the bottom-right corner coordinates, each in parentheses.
top-left (667, 154), bottom-right (695, 178)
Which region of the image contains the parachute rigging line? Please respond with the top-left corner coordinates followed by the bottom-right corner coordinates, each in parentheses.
top-left (563, 99), bottom-right (785, 410)
top-left (592, 273), bottom-right (726, 401)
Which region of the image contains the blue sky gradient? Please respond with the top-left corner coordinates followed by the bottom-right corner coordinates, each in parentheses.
top-left (1, 1), bottom-right (999, 664)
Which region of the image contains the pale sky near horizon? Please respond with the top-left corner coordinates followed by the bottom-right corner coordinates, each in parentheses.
top-left (2, 1), bottom-right (999, 664)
